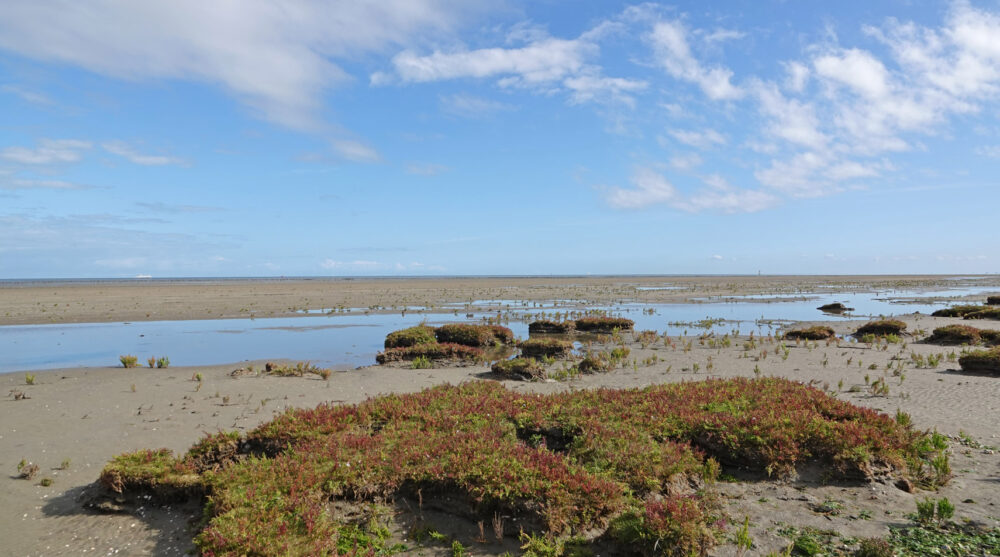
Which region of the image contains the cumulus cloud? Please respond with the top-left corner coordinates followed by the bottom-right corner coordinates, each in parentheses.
top-left (648, 20), bottom-right (742, 100)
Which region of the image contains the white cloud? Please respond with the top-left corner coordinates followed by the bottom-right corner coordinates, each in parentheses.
top-left (102, 141), bottom-right (185, 166)
top-left (378, 19), bottom-right (645, 106)
top-left (0, 1), bottom-right (490, 130)
top-left (700, 28), bottom-right (746, 43)
top-left (332, 140), bottom-right (379, 163)
top-left (648, 20), bottom-right (742, 100)
top-left (669, 153), bottom-right (702, 170)
top-left (607, 167), bottom-right (775, 213)
top-left (976, 144), bottom-right (1000, 158)
top-left (320, 259), bottom-right (379, 269)
top-left (607, 167), bottom-right (678, 209)
top-left (754, 152), bottom-right (890, 197)
top-left (814, 48), bottom-right (891, 99)
top-left (0, 84), bottom-right (55, 106)
top-left (668, 128), bottom-right (727, 149)
top-left (405, 162), bottom-right (449, 176)
top-left (753, 82), bottom-right (828, 149)
top-left (440, 93), bottom-right (516, 118)
top-left (387, 38), bottom-right (591, 85)
top-left (0, 178), bottom-right (90, 191)
top-left (563, 72), bottom-right (647, 106)
top-left (0, 138), bottom-right (91, 165)
top-left (783, 61), bottom-right (810, 93)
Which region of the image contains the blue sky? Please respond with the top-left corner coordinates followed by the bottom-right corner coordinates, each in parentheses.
top-left (0, 1), bottom-right (998, 278)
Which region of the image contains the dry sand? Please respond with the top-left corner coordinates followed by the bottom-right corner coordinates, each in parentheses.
top-left (3, 276), bottom-right (1000, 556)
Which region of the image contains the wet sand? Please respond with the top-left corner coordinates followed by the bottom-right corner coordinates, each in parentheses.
top-left (3, 275), bottom-right (1000, 556)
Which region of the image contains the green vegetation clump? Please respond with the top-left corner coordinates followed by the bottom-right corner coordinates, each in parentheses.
top-left (784, 326), bottom-right (836, 340)
top-left (518, 338), bottom-right (573, 358)
top-left (376, 343), bottom-right (483, 364)
top-left (958, 347), bottom-right (1000, 374)
top-left (435, 323), bottom-right (515, 347)
top-left (855, 537), bottom-right (893, 557)
top-left (185, 431), bottom-right (243, 473)
top-left (99, 448), bottom-right (201, 501)
top-left (966, 307), bottom-right (1000, 320)
top-left (855, 319), bottom-right (907, 338)
top-left (817, 302), bottom-right (852, 313)
top-left (491, 357), bottom-right (545, 380)
top-left (264, 361), bottom-right (331, 379)
top-left (987, 296), bottom-right (1000, 305)
top-left (100, 378), bottom-right (951, 556)
top-left (120, 354), bottom-right (138, 368)
top-left (574, 316), bottom-right (634, 332)
top-left (933, 304), bottom-right (987, 318)
top-left (384, 325), bottom-right (437, 348)
top-left (924, 325), bottom-right (990, 345)
top-left (578, 353), bottom-right (613, 373)
top-left (528, 320), bottom-right (574, 334)
top-left (410, 355), bottom-right (433, 369)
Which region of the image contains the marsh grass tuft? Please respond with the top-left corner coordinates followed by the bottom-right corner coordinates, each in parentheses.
top-left (409, 355), bottom-right (433, 369)
top-left (120, 355), bottom-right (138, 368)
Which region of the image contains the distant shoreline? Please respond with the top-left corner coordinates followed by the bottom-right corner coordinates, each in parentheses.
top-left (2, 272), bottom-right (994, 288)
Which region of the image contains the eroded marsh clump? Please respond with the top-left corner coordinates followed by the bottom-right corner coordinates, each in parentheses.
top-left (958, 347), bottom-right (1000, 374)
top-left (98, 378), bottom-right (950, 556)
top-left (933, 304), bottom-right (1000, 320)
top-left (518, 337), bottom-right (573, 358)
top-left (490, 357), bottom-right (545, 380)
top-left (855, 319), bottom-right (907, 338)
top-left (528, 319), bottom-right (574, 334)
top-left (377, 324), bottom-right (514, 366)
top-left (924, 325), bottom-right (1000, 346)
top-left (573, 316), bottom-right (634, 333)
top-left (784, 326), bottom-right (836, 341)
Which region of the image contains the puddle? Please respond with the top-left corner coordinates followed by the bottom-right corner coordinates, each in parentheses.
top-left (3, 285), bottom-right (998, 374)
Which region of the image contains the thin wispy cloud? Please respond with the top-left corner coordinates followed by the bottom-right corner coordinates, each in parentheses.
top-left (0, 139), bottom-right (91, 165)
top-left (102, 141), bottom-right (185, 166)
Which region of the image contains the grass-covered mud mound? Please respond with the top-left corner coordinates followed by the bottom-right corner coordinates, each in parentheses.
top-left (377, 324), bottom-right (515, 365)
top-left (99, 378), bottom-right (949, 556)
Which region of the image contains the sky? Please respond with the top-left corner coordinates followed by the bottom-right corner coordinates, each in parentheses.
top-left (0, 0), bottom-right (998, 278)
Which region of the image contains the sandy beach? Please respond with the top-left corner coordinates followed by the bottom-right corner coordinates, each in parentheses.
top-left (4, 275), bottom-right (1000, 556)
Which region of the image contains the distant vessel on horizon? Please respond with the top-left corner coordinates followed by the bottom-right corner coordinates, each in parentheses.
top-left (134, 274), bottom-right (152, 279)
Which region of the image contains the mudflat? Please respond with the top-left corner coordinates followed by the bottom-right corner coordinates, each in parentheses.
top-left (3, 275), bottom-right (1000, 556)
top-left (0, 274), bottom-right (954, 325)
